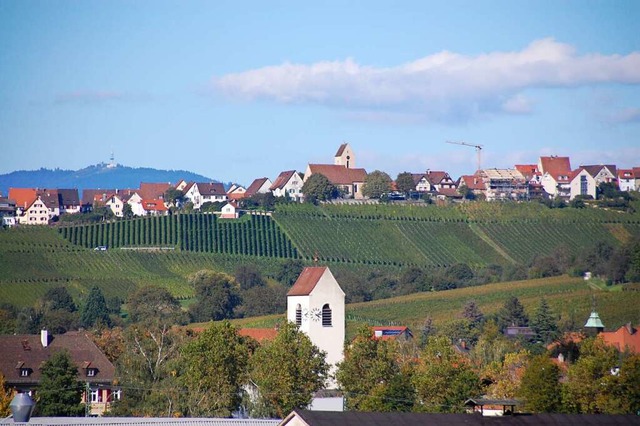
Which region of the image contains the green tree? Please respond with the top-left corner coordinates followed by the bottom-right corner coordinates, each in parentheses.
top-left (412, 336), bottom-right (481, 413)
top-left (337, 326), bottom-right (412, 412)
top-left (276, 259), bottom-right (305, 286)
top-left (127, 285), bottom-right (183, 325)
top-left (80, 286), bottom-right (111, 328)
top-left (248, 322), bottom-right (328, 418)
top-left (562, 337), bottom-right (619, 413)
top-left (164, 187), bottom-right (184, 206)
top-left (110, 324), bottom-right (185, 416)
top-left (363, 170), bottom-right (392, 199)
top-left (181, 321), bottom-right (250, 417)
top-left (43, 287), bottom-right (77, 312)
top-left (519, 355), bottom-right (561, 412)
top-left (122, 203), bottom-right (134, 219)
top-left (34, 351), bottom-right (84, 416)
top-left (302, 174), bottom-right (338, 204)
top-left (235, 265), bottom-right (265, 290)
top-left (461, 300), bottom-right (484, 327)
top-left (188, 270), bottom-right (241, 322)
top-left (395, 172), bottom-right (416, 196)
top-left (482, 350), bottom-right (530, 400)
top-left (497, 296), bottom-right (529, 331)
top-left (530, 298), bottom-right (559, 344)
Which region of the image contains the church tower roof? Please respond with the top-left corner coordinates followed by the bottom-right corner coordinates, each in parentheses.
top-left (287, 267), bottom-right (328, 296)
top-left (584, 311), bottom-right (605, 329)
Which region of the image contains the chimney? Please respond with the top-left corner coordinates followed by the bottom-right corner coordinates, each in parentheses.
top-left (41, 329), bottom-right (49, 348)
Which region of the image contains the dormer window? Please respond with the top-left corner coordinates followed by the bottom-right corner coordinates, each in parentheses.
top-left (86, 368), bottom-right (97, 377)
top-left (20, 368), bottom-right (30, 377)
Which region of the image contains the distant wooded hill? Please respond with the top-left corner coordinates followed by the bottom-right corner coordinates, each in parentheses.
top-left (0, 163), bottom-right (220, 196)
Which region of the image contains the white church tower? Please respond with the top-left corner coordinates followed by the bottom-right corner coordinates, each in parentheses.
top-left (334, 143), bottom-right (355, 169)
top-left (287, 266), bottom-right (345, 388)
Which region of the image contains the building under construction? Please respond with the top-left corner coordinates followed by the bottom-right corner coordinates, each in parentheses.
top-left (480, 168), bottom-right (528, 201)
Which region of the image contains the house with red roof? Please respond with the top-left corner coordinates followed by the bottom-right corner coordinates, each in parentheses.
top-left (515, 164), bottom-right (544, 199)
top-left (220, 201), bottom-right (239, 219)
top-left (479, 169), bottom-right (528, 201)
top-left (538, 156), bottom-right (572, 198)
top-left (139, 182), bottom-right (171, 200)
top-left (270, 170), bottom-right (304, 201)
top-left (227, 184), bottom-right (247, 201)
top-left (618, 169), bottom-right (636, 192)
top-left (458, 174), bottom-right (487, 198)
top-left (245, 177), bottom-right (273, 198)
top-left (599, 323), bottom-right (640, 354)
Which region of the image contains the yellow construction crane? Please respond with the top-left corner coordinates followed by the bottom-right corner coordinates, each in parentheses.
top-left (446, 140), bottom-right (484, 171)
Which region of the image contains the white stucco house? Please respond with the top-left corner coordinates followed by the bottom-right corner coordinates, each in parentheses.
top-left (569, 167), bottom-right (598, 200)
top-left (270, 170), bottom-right (304, 201)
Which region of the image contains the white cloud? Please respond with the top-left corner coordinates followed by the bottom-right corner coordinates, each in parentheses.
top-left (213, 38), bottom-right (640, 121)
top-left (606, 107), bottom-right (640, 124)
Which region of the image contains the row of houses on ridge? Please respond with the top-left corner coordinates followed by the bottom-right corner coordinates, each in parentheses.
top-left (3, 145), bottom-right (639, 225)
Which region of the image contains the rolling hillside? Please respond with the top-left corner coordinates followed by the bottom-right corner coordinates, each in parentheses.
top-left (224, 275), bottom-right (640, 338)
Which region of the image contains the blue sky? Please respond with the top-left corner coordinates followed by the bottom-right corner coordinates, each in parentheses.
top-left (1, 0), bottom-right (639, 185)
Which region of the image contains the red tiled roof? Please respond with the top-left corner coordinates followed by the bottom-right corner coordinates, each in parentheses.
top-left (38, 189), bottom-right (60, 209)
top-left (437, 188), bottom-right (462, 198)
top-left (600, 323), bottom-right (640, 353)
top-left (307, 164), bottom-right (367, 185)
top-left (425, 171), bottom-right (449, 185)
top-left (618, 169), bottom-right (635, 179)
top-left (0, 331), bottom-right (115, 386)
top-left (142, 199), bottom-right (168, 212)
top-left (335, 143), bottom-right (348, 157)
top-left (539, 156), bottom-right (571, 181)
top-left (139, 182), bottom-right (171, 200)
top-left (580, 165), bottom-right (617, 179)
top-left (8, 188), bottom-right (37, 209)
top-left (633, 167), bottom-right (640, 176)
top-left (459, 175), bottom-right (485, 190)
top-left (270, 170), bottom-right (297, 191)
top-left (515, 164), bottom-right (539, 179)
top-left (82, 189), bottom-right (116, 205)
top-left (287, 267), bottom-right (328, 296)
top-left (239, 328), bottom-right (278, 343)
top-left (411, 173), bottom-right (428, 185)
top-left (245, 178), bottom-right (270, 197)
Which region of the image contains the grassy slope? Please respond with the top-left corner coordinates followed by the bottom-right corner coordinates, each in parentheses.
top-left (230, 275), bottom-right (640, 338)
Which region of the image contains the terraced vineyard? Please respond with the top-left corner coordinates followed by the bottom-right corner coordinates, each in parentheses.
top-left (58, 213), bottom-right (297, 258)
top-left (273, 203), bottom-right (640, 267)
top-left (0, 226), bottom-right (300, 306)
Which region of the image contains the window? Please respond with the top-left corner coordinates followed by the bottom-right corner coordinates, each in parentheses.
top-left (87, 368), bottom-right (96, 377)
top-left (580, 175), bottom-right (588, 195)
top-left (90, 389), bottom-right (101, 403)
top-left (322, 304), bottom-right (332, 327)
top-left (111, 389), bottom-right (121, 401)
top-left (20, 369), bottom-right (29, 377)
top-left (295, 304), bottom-right (302, 326)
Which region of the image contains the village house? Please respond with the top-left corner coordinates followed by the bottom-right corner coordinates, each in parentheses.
top-left (227, 184), bottom-right (247, 201)
top-left (599, 322), bottom-right (640, 354)
top-left (0, 330), bottom-right (118, 416)
top-left (244, 177), bottom-right (273, 198)
top-left (515, 164), bottom-right (544, 199)
top-left (183, 182), bottom-right (228, 209)
top-left (617, 169), bottom-right (636, 192)
top-left (220, 201), bottom-right (239, 219)
top-left (0, 196), bottom-right (16, 227)
top-left (538, 156), bottom-right (572, 199)
top-left (371, 326), bottom-right (413, 341)
top-left (569, 167), bottom-right (598, 200)
top-left (457, 174), bottom-right (487, 198)
top-left (304, 144), bottom-right (367, 200)
top-left (270, 170), bottom-right (304, 201)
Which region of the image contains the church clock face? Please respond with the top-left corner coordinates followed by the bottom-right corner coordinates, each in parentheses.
top-left (309, 307), bottom-right (321, 322)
